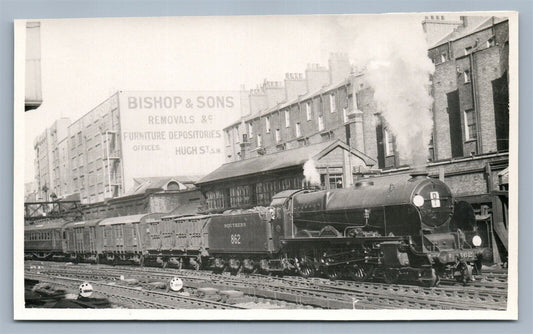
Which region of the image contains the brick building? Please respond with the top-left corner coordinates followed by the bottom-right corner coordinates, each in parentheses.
top-left (221, 16), bottom-right (509, 185)
top-left (428, 17), bottom-right (509, 159)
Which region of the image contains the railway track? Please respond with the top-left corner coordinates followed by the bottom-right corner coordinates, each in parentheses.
top-left (25, 261), bottom-right (508, 310)
top-left (25, 271), bottom-right (247, 309)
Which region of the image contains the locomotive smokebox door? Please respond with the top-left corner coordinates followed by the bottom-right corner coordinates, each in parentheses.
top-left (381, 242), bottom-right (410, 267)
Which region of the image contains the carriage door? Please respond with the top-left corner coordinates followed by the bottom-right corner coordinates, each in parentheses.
top-left (115, 224), bottom-right (124, 253)
top-left (123, 223), bottom-right (137, 253)
top-left (89, 226), bottom-right (96, 253)
top-left (75, 227), bottom-right (84, 253)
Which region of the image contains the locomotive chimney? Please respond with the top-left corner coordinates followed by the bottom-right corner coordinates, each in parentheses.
top-left (409, 167), bottom-right (429, 179)
top-left (355, 180), bottom-right (374, 188)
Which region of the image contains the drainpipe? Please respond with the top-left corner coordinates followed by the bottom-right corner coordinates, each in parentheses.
top-left (468, 52), bottom-right (483, 154)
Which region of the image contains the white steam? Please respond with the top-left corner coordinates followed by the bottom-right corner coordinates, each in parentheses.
top-left (303, 159), bottom-right (321, 186)
top-left (335, 16), bottom-right (435, 167)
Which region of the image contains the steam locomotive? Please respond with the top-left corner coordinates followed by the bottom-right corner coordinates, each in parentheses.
top-left (25, 172), bottom-right (490, 287)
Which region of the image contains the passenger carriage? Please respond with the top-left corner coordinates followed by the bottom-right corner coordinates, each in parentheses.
top-left (24, 220), bottom-right (67, 261)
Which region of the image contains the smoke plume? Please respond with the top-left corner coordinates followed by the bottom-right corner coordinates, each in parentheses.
top-left (303, 159), bottom-right (321, 186)
top-left (335, 16), bottom-right (435, 167)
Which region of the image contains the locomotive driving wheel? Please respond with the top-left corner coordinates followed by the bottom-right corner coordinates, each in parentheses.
top-left (383, 269), bottom-right (400, 284)
top-left (298, 262), bottom-right (316, 278)
top-left (455, 261), bottom-right (473, 285)
top-left (326, 267), bottom-right (341, 280)
top-left (346, 264), bottom-right (371, 282)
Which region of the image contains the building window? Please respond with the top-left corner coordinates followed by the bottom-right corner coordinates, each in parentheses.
top-left (328, 174), bottom-right (343, 189)
top-left (384, 128), bottom-right (394, 156)
top-left (248, 122), bottom-right (253, 138)
top-left (306, 102), bottom-right (312, 121)
top-left (428, 133), bottom-right (435, 162)
top-left (440, 53), bottom-right (447, 63)
top-left (224, 131), bottom-right (231, 146)
top-left (265, 117), bottom-right (270, 133)
top-left (257, 134), bottom-right (262, 147)
top-left (464, 46), bottom-right (472, 55)
top-left (295, 122), bottom-right (301, 137)
top-left (284, 110), bottom-right (290, 127)
top-left (464, 109), bottom-right (477, 140)
top-left (487, 37), bottom-right (495, 48)
top-left (275, 129), bottom-right (280, 143)
top-left (330, 93), bottom-right (336, 112)
top-left (207, 190), bottom-right (226, 210)
top-left (343, 108), bottom-right (348, 123)
top-left (318, 115), bottom-right (324, 131)
top-left (463, 70), bottom-right (471, 84)
top-left (230, 185), bottom-right (250, 207)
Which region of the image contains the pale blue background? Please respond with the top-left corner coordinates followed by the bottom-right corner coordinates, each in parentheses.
top-left (1, 0), bottom-right (531, 333)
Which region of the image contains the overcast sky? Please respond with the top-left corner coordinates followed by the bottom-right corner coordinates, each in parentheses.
top-left (23, 14), bottom-right (435, 183)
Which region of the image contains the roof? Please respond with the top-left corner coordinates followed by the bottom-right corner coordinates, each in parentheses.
top-left (25, 219), bottom-right (68, 231)
top-left (63, 219), bottom-right (102, 228)
top-left (161, 202), bottom-right (202, 219)
top-left (196, 139), bottom-right (376, 184)
top-left (99, 214), bottom-right (148, 226)
top-left (125, 175), bottom-right (202, 195)
top-left (431, 17), bottom-right (507, 49)
top-left (242, 78), bottom-right (350, 123)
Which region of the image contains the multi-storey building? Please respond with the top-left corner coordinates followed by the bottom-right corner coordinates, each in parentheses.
top-left (67, 93), bottom-right (123, 203)
top-left (33, 118), bottom-right (70, 200)
top-left (428, 16), bottom-right (509, 159)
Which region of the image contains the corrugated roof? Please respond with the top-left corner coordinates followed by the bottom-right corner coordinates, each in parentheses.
top-left (196, 139), bottom-right (376, 184)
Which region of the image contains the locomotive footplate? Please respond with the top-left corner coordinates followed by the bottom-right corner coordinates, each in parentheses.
top-left (281, 236), bottom-right (409, 246)
top-left (433, 247), bottom-right (492, 265)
